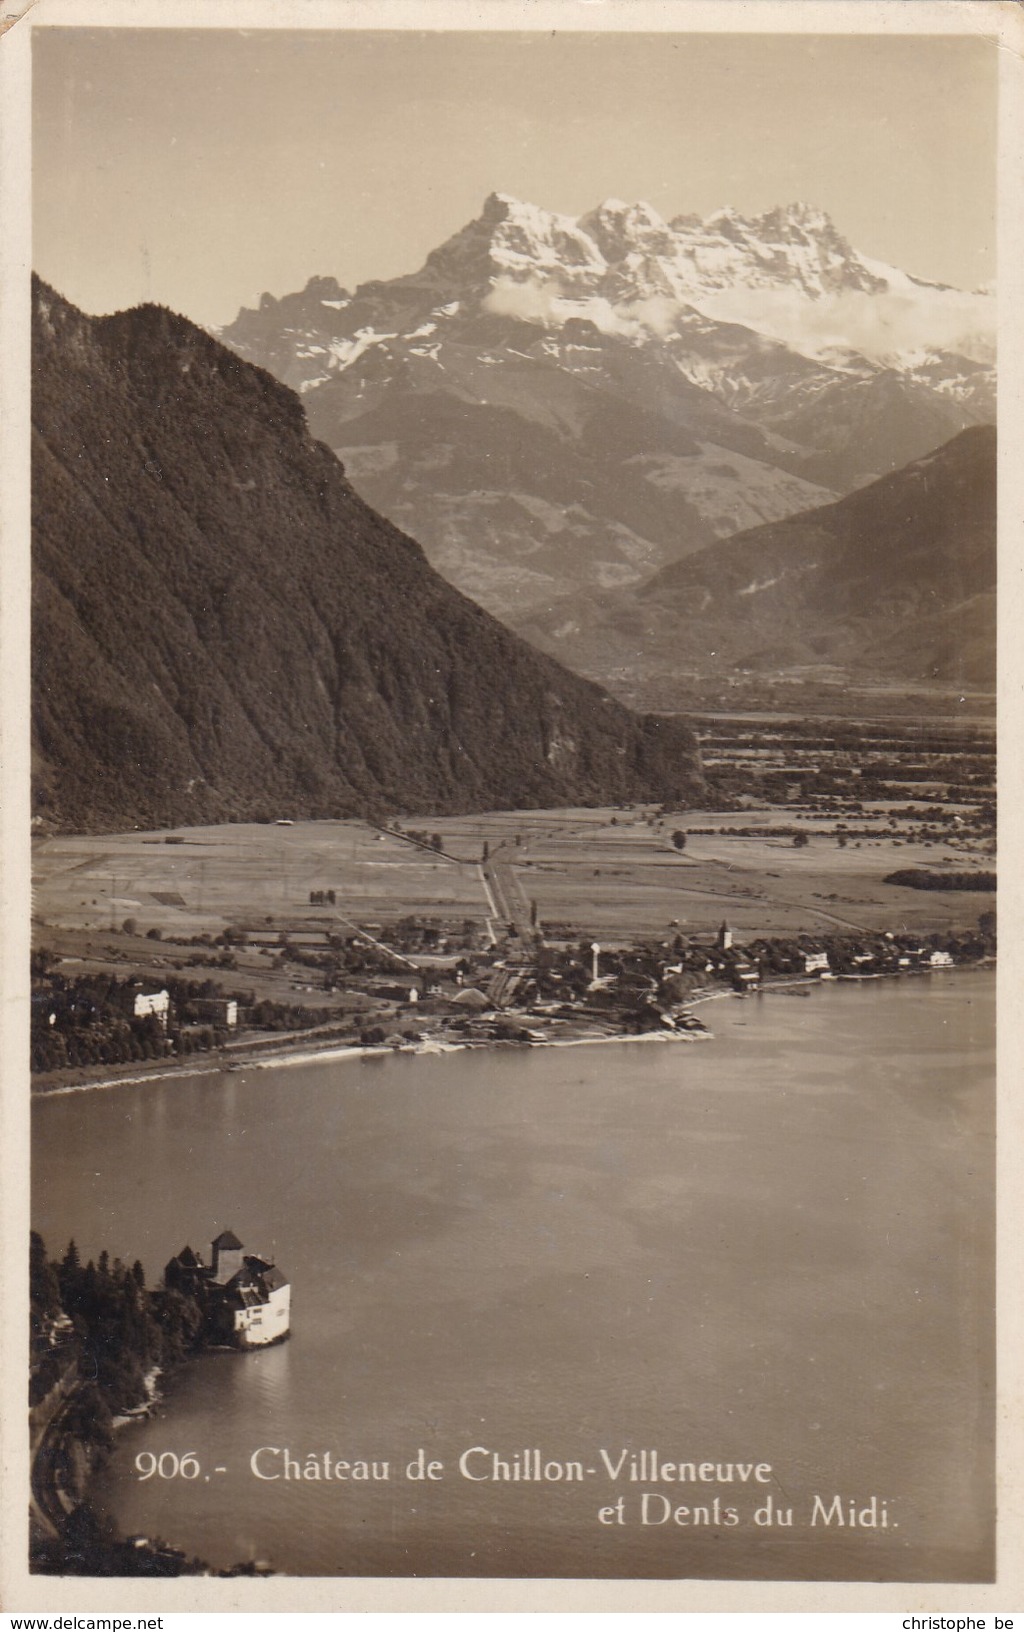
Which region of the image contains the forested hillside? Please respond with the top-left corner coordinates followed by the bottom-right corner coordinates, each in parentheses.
top-left (32, 279), bottom-right (702, 832)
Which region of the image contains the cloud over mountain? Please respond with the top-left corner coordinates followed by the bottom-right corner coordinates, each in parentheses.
top-left (700, 285), bottom-right (994, 364)
top-left (218, 193), bottom-right (994, 628)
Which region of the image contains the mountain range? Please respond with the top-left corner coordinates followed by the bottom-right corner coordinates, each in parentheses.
top-left (31, 278), bottom-right (703, 834)
top-left (514, 425), bottom-right (996, 698)
top-left (219, 193), bottom-right (995, 623)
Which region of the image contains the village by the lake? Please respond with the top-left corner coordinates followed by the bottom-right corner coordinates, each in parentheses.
top-left (29, 712), bottom-right (995, 1092)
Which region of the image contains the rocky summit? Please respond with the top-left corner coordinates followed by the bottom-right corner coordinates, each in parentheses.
top-left (218, 194), bottom-right (993, 626)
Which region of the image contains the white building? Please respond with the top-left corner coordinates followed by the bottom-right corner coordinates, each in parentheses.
top-left (165, 1231), bottom-right (291, 1349)
top-left (133, 989), bottom-right (170, 1029)
top-left (208, 1229), bottom-right (291, 1348)
top-left (193, 997), bottom-right (239, 1028)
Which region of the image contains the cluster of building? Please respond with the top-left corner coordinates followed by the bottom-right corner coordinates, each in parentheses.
top-left (164, 1231), bottom-right (290, 1349)
top-left (132, 991), bottom-right (238, 1030)
top-left (319, 921), bottom-right (977, 1049)
top-left (33, 908), bottom-right (990, 1078)
top-left (682, 925), bottom-right (957, 987)
top-left (440, 923), bottom-right (965, 1011)
top-left (33, 982), bottom-right (238, 1038)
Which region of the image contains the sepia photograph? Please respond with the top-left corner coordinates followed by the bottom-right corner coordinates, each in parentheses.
top-left (4, 0), bottom-right (1019, 1609)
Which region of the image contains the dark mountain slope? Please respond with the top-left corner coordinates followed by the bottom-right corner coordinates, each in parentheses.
top-left (31, 280), bottom-right (702, 833)
top-left (516, 426), bottom-right (996, 692)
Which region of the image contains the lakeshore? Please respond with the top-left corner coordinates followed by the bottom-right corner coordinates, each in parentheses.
top-left (31, 800), bottom-right (994, 1097)
top-left (30, 1010), bottom-right (709, 1097)
top-left (30, 944), bottom-right (993, 1101)
top-left (32, 970), bottom-right (995, 1581)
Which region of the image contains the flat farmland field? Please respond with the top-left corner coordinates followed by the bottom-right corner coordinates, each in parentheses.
top-left (33, 806), bottom-right (994, 950)
top-left (423, 807), bottom-right (995, 940)
top-left (32, 821), bottom-right (491, 941)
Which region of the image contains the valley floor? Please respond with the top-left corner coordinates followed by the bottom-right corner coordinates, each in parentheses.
top-left (30, 775), bottom-right (995, 1094)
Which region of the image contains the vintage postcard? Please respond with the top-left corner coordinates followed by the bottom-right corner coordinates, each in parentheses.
top-left (2, 0), bottom-right (1022, 1613)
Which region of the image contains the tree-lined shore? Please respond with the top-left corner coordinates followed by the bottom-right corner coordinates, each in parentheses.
top-left (29, 1234), bottom-right (267, 1577)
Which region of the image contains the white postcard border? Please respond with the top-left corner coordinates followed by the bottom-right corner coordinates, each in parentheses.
top-left (2, 0), bottom-right (1021, 1613)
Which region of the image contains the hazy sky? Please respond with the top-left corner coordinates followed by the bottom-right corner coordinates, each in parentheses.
top-left (33, 28), bottom-right (997, 329)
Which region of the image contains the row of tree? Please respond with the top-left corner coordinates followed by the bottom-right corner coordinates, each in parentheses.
top-left (884, 869), bottom-right (997, 892)
top-left (29, 1232), bottom-right (267, 1577)
top-left (30, 968), bottom-right (339, 1075)
top-left (32, 1234), bottom-right (207, 1436)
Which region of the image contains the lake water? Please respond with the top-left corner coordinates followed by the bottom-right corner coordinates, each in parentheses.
top-left (32, 973), bottom-right (995, 1580)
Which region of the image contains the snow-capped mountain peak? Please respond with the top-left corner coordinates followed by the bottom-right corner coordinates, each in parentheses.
top-left (761, 201), bottom-right (834, 233)
top-left (578, 198), bottom-right (675, 261)
top-left (216, 188), bottom-right (994, 641)
top-left (426, 192), bottom-right (606, 289)
top-left (419, 192), bottom-right (911, 314)
top-left (226, 191), bottom-right (993, 374)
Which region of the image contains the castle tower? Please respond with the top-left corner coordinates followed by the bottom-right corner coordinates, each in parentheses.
top-left (210, 1229), bottom-right (245, 1284)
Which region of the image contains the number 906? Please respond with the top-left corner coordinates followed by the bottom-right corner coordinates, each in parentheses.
top-left (134, 1451), bottom-right (201, 1480)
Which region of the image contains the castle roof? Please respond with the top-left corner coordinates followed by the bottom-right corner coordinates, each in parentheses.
top-left (221, 1258), bottom-right (289, 1304)
top-left (212, 1229), bottom-right (244, 1250)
